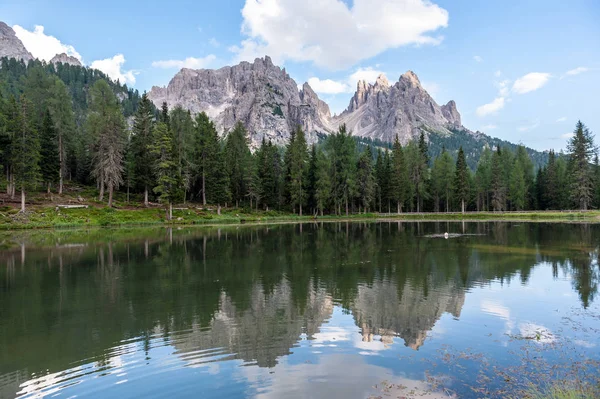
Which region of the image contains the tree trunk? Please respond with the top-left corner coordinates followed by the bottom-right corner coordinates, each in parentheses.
top-left (99, 178), bottom-right (105, 202)
top-left (21, 189), bottom-right (25, 213)
top-left (144, 187), bottom-right (149, 207)
top-left (202, 170), bottom-right (206, 206)
top-left (299, 204), bottom-right (303, 217)
top-left (58, 133), bottom-right (64, 195)
top-left (461, 199), bottom-right (465, 214)
top-left (320, 207), bottom-right (323, 217)
top-left (345, 197), bottom-right (349, 216)
top-left (108, 185), bottom-right (113, 207)
top-left (217, 204), bottom-right (221, 215)
top-left (397, 201), bottom-right (400, 215)
top-left (47, 182), bottom-right (51, 194)
top-left (127, 184), bottom-right (130, 203)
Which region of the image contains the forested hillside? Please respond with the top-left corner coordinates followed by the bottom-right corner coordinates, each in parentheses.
top-left (0, 57), bottom-right (598, 218)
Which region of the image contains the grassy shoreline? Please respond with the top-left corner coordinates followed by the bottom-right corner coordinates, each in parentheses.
top-left (0, 204), bottom-right (599, 230)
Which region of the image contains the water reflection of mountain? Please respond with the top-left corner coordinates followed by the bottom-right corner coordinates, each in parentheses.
top-left (353, 280), bottom-right (464, 350)
top-left (172, 281), bottom-right (334, 368)
top-left (0, 222), bottom-right (598, 397)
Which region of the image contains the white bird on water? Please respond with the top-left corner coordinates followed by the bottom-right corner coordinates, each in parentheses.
top-left (444, 232), bottom-right (449, 239)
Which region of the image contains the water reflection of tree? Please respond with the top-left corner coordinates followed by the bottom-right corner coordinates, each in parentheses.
top-left (1, 222), bottom-right (599, 386)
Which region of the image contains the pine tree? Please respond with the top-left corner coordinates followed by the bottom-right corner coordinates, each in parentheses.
top-left (87, 80), bottom-right (126, 207)
top-left (131, 93), bottom-right (155, 206)
top-left (314, 146), bottom-right (331, 216)
top-left (454, 146), bottom-right (469, 213)
top-left (509, 159), bottom-right (527, 210)
top-left (286, 126), bottom-right (309, 215)
top-left (389, 135), bottom-right (408, 213)
top-left (357, 145), bottom-right (375, 213)
top-left (39, 110), bottom-right (59, 193)
top-left (431, 148), bottom-right (455, 212)
top-left (257, 139), bottom-right (281, 210)
top-left (11, 96), bottom-right (41, 212)
top-left (594, 154), bottom-right (600, 210)
top-left (210, 146), bottom-right (231, 215)
top-left (150, 121), bottom-right (178, 220)
top-left (170, 107), bottom-right (194, 202)
top-left (47, 78), bottom-right (76, 194)
top-left (567, 121), bottom-right (595, 210)
top-left (490, 148), bottom-right (506, 211)
top-left (475, 147), bottom-right (492, 211)
top-left (326, 124), bottom-right (357, 215)
top-left (224, 122), bottom-right (252, 207)
top-left (194, 112), bottom-right (219, 206)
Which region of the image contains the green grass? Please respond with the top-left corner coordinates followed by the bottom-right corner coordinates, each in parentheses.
top-left (521, 383), bottom-right (600, 399)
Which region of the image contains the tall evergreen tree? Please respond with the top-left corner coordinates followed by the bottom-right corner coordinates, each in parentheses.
top-left (286, 126), bottom-right (309, 215)
top-left (47, 78), bottom-right (76, 194)
top-left (356, 145), bottom-right (375, 213)
top-left (224, 122), bottom-right (252, 207)
top-left (432, 148), bottom-right (455, 212)
top-left (389, 135), bottom-right (408, 213)
top-left (454, 146), bottom-right (469, 213)
top-left (11, 96), bottom-right (41, 212)
top-left (475, 147), bottom-right (492, 211)
top-left (567, 121), bottom-right (595, 210)
top-left (210, 146), bottom-right (231, 215)
top-left (87, 79), bottom-right (126, 207)
top-left (490, 148), bottom-right (506, 211)
top-left (314, 147), bottom-right (331, 216)
top-left (131, 93), bottom-right (155, 206)
top-left (193, 112), bottom-right (219, 206)
top-left (150, 121), bottom-right (179, 220)
top-left (326, 124), bottom-right (357, 215)
top-left (39, 110), bottom-right (59, 193)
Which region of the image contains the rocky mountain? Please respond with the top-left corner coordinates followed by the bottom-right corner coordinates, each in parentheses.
top-left (149, 57), bottom-right (466, 147)
top-left (0, 22), bottom-right (33, 62)
top-left (334, 71), bottom-right (461, 143)
top-left (149, 56), bottom-right (332, 147)
top-left (50, 53), bottom-right (82, 67)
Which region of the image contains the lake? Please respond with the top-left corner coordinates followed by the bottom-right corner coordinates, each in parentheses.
top-left (1, 221), bottom-right (599, 398)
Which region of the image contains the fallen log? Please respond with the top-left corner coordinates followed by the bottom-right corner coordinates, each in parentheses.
top-left (56, 205), bottom-right (89, 209)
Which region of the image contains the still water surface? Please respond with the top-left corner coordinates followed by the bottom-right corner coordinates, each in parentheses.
top-left (1, 222), bottom-right (599, 398)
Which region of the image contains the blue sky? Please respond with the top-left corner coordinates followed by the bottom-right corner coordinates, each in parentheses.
top-left (1, 0), bottom-right (599, 151)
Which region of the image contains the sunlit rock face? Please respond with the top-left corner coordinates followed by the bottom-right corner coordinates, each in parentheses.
top-left (0, 22), bottom-right (33, 62)
top-left (148, 56), bottom-right (333, 148)
top-left (334, 71), bottom-right (462, 144)
top-left (50, 53), bottom-right (82, 67)
top-left (149, 58), bottom-right (463, 147)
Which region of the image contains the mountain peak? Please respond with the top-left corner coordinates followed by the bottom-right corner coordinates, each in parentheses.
top-left (0, 21), bottom-right (33, 62)
top-left (375, 74), bottom-right (389, 88)
top-left (400, 70), bottom-right (421, 87)
top-left (50, 53), bottom-right (82, 67)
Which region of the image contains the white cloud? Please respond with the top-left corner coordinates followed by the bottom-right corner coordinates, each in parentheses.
top-left (494, 70), bottom-right (502, 77)
top-left (565, 66), bottom-right (589, 76)
top-left (152, 55), bottom-right (216, 69)
top-left (473, 55), bottom-right (483, 63)
top-left (349, 67), bottom-right (386, 85)
top-left (13, 24), bottom-right (82, 63)
top-left (517, 120), bottom-right (540, 132)
top-left (307, 66), bottom-right (386, 95)
top-left (232, 0), bottom-right (449, 70)
top-left (209, 38), bottom-right (220, 48)
top-left (512, 72), bottom-right (551, 94)
top-left (495, 79), bottom-right (511, 97)
top-left (476, 97), bottom-right (505, 116)
top-left (482, 124), bottom-right (498, 130)
top-left (556, 117), bottom-right (567, 122)
top-left (307, 77), bottom-right (351, 94)
top-left (90, 54), bottom-right (137, 85)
